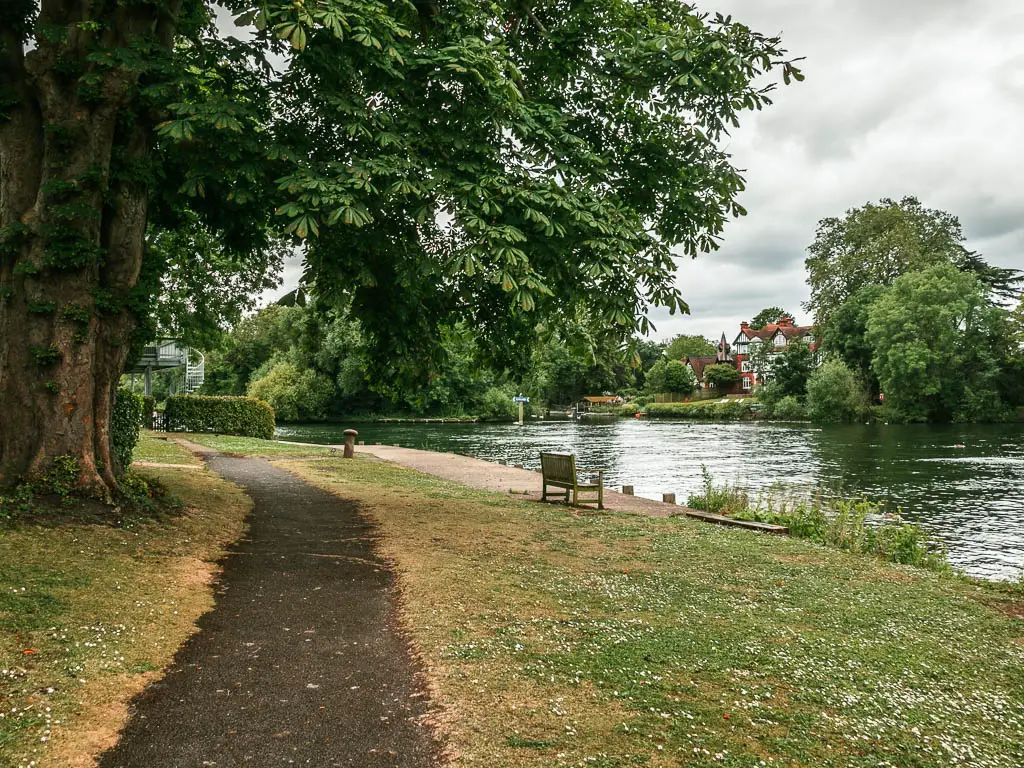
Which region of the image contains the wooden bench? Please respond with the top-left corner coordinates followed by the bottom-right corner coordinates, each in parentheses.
top-left (540, 452), bottom-right (604, 509)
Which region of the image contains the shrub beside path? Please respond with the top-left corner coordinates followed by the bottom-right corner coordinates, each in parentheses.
top-left (100, 445), bottom-right (439, 767)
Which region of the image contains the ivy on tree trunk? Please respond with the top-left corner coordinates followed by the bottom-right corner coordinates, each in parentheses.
top-left (0, 1), bottom-right (181, 495)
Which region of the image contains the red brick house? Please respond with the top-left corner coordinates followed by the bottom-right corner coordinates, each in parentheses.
top-left (682, 316), bottom-right (819, 393)
top-left (732, 316), bottom-right (817, 391)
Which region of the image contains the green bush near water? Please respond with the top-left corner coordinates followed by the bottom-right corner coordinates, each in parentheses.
top-left (247, 362), bottom-right (335, 422)
top-left (686, 465), bottom-right (749, 515)
top-left (644, 399), bottom-right (757, 420)
top-left (166, 395), bottom-right (275, 439)
top-left (591, 403), bottom-right (640, 417)
top-left (771, 395), bottom-right (808, 421)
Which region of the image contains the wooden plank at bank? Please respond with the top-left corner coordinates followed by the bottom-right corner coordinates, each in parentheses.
top-left (670, 509), bottom-right (789, 535)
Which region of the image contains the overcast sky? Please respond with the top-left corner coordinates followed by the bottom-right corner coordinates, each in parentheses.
top-left (262, 0), bottom-right (1024, 342)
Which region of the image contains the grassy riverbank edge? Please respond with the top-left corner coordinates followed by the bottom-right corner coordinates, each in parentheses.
top-left (167, 434), bottom-right (1024, 767)
top-left (0, 437), bottom-right (250, 768)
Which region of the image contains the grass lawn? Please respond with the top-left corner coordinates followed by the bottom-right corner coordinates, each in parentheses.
top-left (170, 432), bottom-right (338, 459)
top-left (131, 431), bottom-right (201, 465)
top-left (0, 437), bottom-right (249, 767)
top-left (275, 452), bottom-right (1024, 768)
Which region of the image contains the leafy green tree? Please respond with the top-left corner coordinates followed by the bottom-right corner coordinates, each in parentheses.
top-left (805, 196), bottom-right (1022, 330)
top-left (664, 360), bottom-right (697, 396)
top-left (644, 359), bottom-right (696, 396)
top-left (247, 362), bottom-right (336, 422)
top-left (201, 305), bottom-right (303, 396)
top-left (749, 307), bottom-right (791, 330)
top-left (0, 0), bottom-right (801, 494)
top-left (820, 284), bottom-right (886, 396)
top-left (664, 334), bottom-right (716, 361)
top-left (644, 359), bottom-right (669, 396)
top-left (703, 363), bottom-right (741, 390)
top-left (806, 359), bottom-right (870, 423)
top-left (632, 339), bottom-right (666, 390)
top-left (772, 340), bottom-right (815, 400)
top-left (866, 264), bottom-right (1007, 422)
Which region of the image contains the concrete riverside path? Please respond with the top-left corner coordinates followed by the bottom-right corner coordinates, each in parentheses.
top-left (99, 447), bottom-right (439, 768)
top-left (295, 442), bottom-right (687, 518)
top-left (323, 444), bottom-right (786, 533)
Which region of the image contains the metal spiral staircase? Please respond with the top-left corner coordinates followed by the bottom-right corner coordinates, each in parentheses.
top-left (126, 340), bottom-right (205, 395)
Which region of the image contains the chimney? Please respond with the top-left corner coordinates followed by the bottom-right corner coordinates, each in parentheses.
top-left (779, 315), bottom-right (792, 327)
top-left (740, 321), bottom-right (749, 330)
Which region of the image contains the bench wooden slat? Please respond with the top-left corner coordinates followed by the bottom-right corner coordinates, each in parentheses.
top-left (540, 451), bottom-right (603, 509)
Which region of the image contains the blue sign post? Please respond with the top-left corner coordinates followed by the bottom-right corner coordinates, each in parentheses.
top-left (513, 394), bottom-right (530, 424)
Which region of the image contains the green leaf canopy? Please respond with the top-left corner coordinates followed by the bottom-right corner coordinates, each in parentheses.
top-left (155, 0), bottom-right (800, 383)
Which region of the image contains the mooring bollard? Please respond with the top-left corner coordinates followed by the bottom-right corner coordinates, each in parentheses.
top-left (622, 485), bottom-right (634, 496)
top-left (343, 429), bottom-right (358, 459)
top-left (662, 492), bottom-right (676, 504)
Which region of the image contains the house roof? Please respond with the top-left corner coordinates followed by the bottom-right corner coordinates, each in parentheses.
top-left (685, 355), bottom-right (721, 381)
top-left (734, 317), bottom-right (814, 345)
top-left (582, 396), bottom-right (621, 403)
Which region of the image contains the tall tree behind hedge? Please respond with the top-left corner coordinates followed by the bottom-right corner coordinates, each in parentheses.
top-left (749, 307), bottom-right (791, 329)
top-left (664, 334), bottom-right (715, 361)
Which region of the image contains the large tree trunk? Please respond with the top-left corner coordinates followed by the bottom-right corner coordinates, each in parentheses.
top-left (0, 2), bottom-right (179, 496)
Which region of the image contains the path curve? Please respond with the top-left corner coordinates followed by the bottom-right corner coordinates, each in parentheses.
top-left (99, 448), bottom-right (439, 768)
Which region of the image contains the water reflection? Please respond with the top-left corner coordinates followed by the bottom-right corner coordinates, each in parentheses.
top-left (278, 420), bottom-right (1024, 580)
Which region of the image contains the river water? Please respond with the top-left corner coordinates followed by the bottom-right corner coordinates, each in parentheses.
top-left (278, 420), bottom-right (1024, 581)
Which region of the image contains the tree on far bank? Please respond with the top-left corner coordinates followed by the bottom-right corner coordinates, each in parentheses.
top-left (749, 307), bottom-right (791, 329)
top-left (703, 363), bottom-right (740, 390)
top-left (805, 359), bottom-right (871, 423)
top-left (664, 361), bottom-right (697, 396)
top-left (645, 359), bottom-right (696, 397)
top-left (820, 284), bottom-right (886, 397)
top-left (866, 263), bottom-right (1008, 422)
top-left (664, 334), bottom-right (716, 361)
top-left (771, 340), bottom-right (816, 401)
top-left (804, 196), bottom-right (1022, 330)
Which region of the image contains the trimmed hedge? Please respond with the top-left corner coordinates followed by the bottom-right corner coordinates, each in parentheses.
top-left (112, 388), bottom-right (144, 473)
top-left (643, 400), bottom-right (758, 420)
top-left (165, 395), bottom-right (275, 439)
top-left (592, 404), bottom-right (641, 417)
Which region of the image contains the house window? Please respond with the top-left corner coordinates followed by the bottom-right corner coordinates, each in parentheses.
top-left (741, 360), bottom-right (751, 372)
top-left (774, 334), bottom-right (787, 347)
top-left (742, 377), bottom-right (752, 390)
